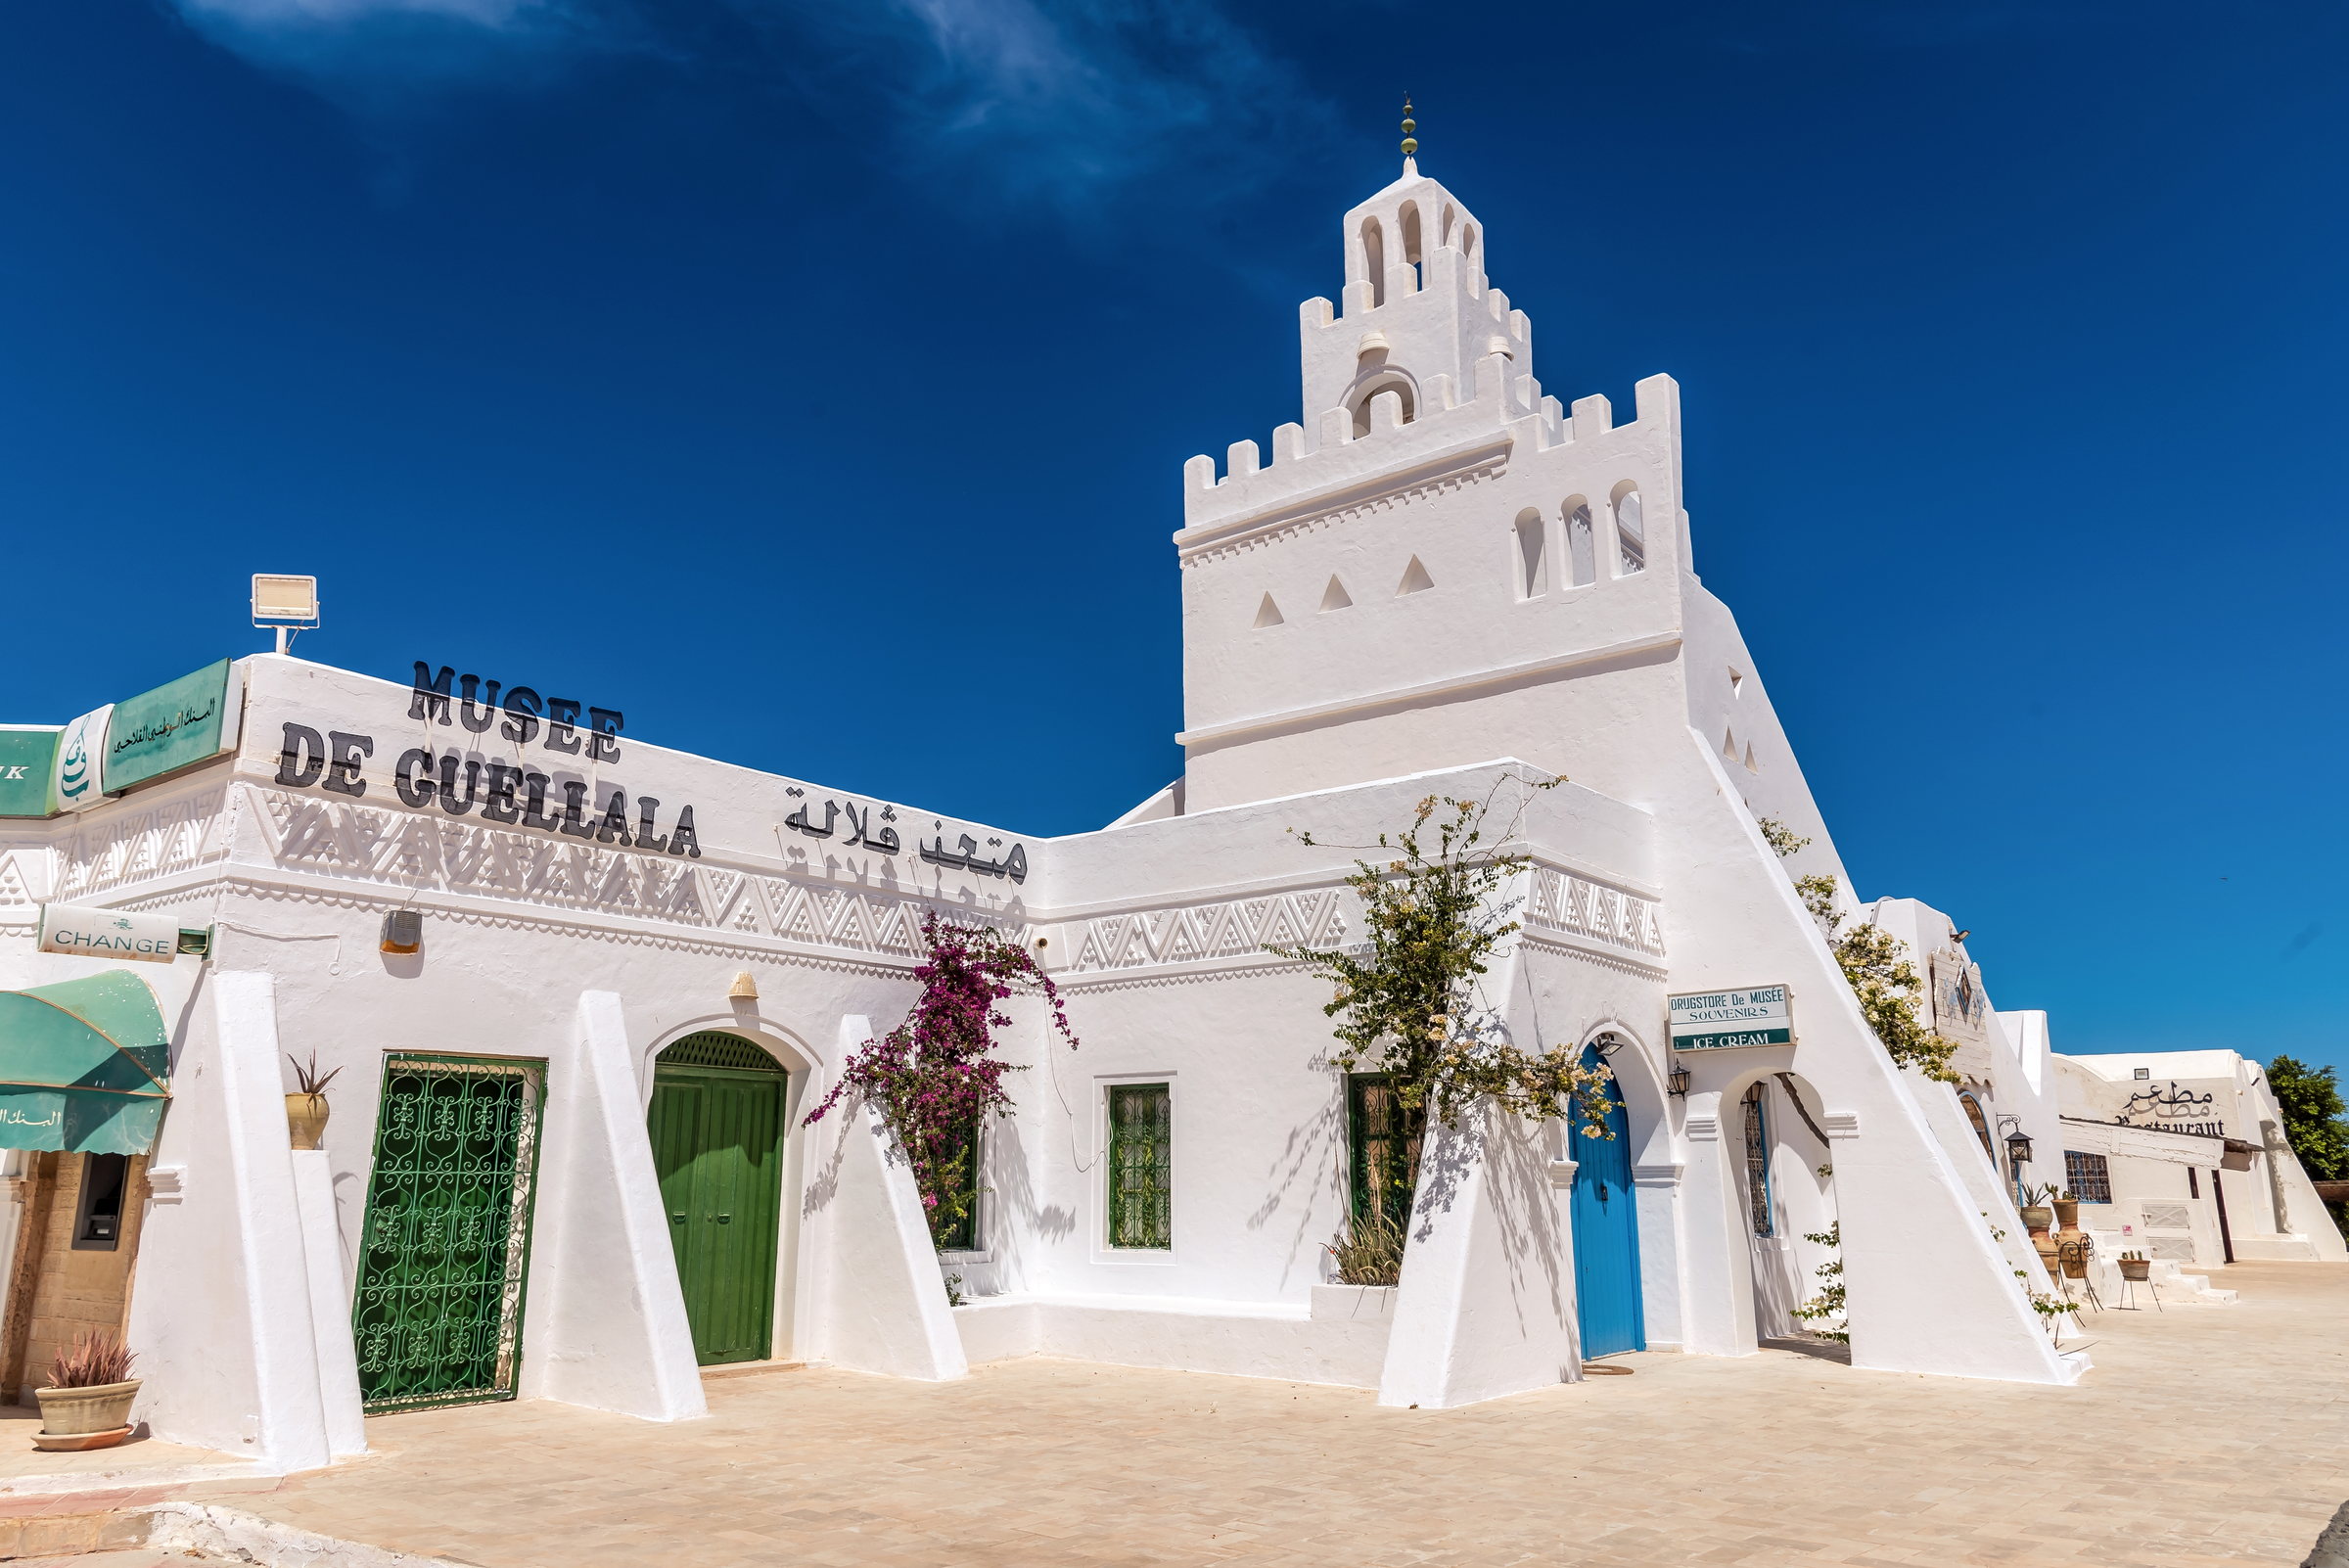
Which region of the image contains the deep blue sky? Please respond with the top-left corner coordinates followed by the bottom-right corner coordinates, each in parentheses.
top-left (2, 2), bottom-right (2343, 1076)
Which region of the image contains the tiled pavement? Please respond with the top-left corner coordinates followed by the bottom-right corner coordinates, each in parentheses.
top-left (112, 1261), bottom-right (2349, 1565)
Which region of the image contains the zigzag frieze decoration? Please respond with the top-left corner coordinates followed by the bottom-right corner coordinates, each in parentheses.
top-left (254, 790), bottom-right (1006, 956)
top-left (1063, 887), bottom-right (1350, 974)
top-left (1523, 867), bottom-right (1667, 958)
top-left (211, 879), bottom-right (916, 979)
top-left (1181, 455), bottom-right (1508, 569)
top-left (47, 788), bottom-right (235, 902)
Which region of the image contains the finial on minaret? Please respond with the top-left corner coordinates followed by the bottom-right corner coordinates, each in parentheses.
top-left (1400, 95), bottom-right (1418, 174)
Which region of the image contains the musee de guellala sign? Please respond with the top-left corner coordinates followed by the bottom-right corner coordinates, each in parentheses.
top-left (265, 661), bottom-right (701, 856)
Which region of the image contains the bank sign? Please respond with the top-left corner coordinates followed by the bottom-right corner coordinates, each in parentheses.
top-left (1669, 985), bottom-right (1793, 1050)
top-left (6, 659), bottom-right (245, 818)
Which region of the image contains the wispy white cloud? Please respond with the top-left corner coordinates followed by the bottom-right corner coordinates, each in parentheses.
top-left (162, 0), bottom-right (1329, 206)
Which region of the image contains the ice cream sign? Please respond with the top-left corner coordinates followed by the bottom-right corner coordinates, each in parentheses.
top-left (1669, 985), bottom-right (1793, 1050)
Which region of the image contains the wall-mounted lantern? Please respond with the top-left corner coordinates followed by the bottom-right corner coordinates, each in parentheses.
top-left (380, 909), bottom-right (422, 954)
top-left (1667, 1060), bottom-right (1691, 1097)
top-left (2004, 1128), bottom-right (2034, 1168)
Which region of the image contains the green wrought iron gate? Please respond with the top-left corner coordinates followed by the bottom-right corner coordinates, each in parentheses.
top-left (647, 1033), bottom-right (785, 1365)
top-left (350, 1055), bottom-right (546, 1413)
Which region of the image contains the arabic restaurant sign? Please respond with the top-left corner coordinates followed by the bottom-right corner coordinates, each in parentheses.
top-left (0, 728), bottom-right (59, 820)
top-left (107, 658), bottom-right (245, 795)
top-left (1669, 985), bottom-right (1794, 1050)
top-left (37, 902), bottom-right (185, 965)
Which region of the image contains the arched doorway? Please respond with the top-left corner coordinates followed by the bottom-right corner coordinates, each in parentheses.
top-left (648, 1032), bottom-right (788, 1365)
top-left (1570, 1039), bottom-right (1645, 1359)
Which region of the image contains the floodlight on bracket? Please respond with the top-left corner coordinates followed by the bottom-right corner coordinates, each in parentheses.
top-left (252, 575), bottom-right (320, 655)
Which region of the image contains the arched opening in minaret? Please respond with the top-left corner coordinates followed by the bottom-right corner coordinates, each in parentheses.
top-left (1514, 509), bottom-right (1546, 599)
top-left (1360, 217), bottom-right (1386, 308)
top-left (1400, 203), bottom-right (1422, 291)
top-left (1349, 376), bottom-right (1415, 438)
top-left (1462, 223), bottom-right (1479, 264)
top-left (1612, 483), bottom-right (1646, 576)
top-left (1441, 204), bottom-right (1456, 249)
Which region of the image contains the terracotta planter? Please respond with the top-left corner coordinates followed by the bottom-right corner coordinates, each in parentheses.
top-left (2119, 1259), bottom-right (2152, 1282)
top-left (2032, 1233), bottom-right (2059, 1268)
top-left (2059, 1252), bottom-right (2088, 1279)
top-left (286, 1093), bottom-right (331, 1151)
top-left (2020, 1206), bottom-right (2052, 1233)
top-left (2052, 1199), bottom-right (2080, 1229)
top-left (34, 1378), bottom-right (140, 1449)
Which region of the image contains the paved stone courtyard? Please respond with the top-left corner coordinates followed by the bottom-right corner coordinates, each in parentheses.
top-left (21, 1260), bottom-right (2349, 1566)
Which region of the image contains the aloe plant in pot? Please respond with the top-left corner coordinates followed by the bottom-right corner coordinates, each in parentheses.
top-left (33, 1330), bottom-right (139, 1452)
top-left (286, 1050), bottom-right (344, 1152)
top-left (2018, 1182), bottom-right (2057, 1235)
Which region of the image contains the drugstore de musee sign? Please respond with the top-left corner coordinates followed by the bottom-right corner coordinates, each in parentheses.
top-left (268, 662), bottom-right (702, 857)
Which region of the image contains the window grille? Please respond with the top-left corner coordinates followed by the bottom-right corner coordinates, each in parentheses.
top-left (1742, 1084), bottom-right (1773, 1237)
top-left (658, 1032), bottom-right (786, 1073)
top-left (1107, 1084), bottom-right (1172, 1249)
top-left (1348, 1074), bottom-right (1421, 1229)
top-left (351, 1055), bottom-right (545, 1414)
top-left (2063, 1150), bottom-right (2112, 1204)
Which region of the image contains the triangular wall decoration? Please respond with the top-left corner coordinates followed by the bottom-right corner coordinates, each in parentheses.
top-left (1722, 727), bottom-right (1738, 760)
top-left (1254, 593), bottom-right (1284, 628)
top-left (1319, 576), bottom-right (1354, 612)
top-left (1397, 556), bottom-right (1434, 595)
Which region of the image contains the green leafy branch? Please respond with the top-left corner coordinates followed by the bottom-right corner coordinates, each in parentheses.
top-left (1789, 1221), bottom-right (1848, 1344)
top-left (1276, 778), bottom-right (1618, 1138)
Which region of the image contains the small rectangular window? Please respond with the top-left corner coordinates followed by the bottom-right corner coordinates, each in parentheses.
top-left (1106, 1084), bottom-right (1172, 1250)
top-left (934, 1113), bottom-right (983, 1253)
top-left (1348, 1074), bottom-right (1420, 1228)
top-left (72, 1153), bottom-right (130, 1252)
top-left (2063, 1150), bottom-right (2112, 1204)
top-left (1742, 1084), bottom-right (1773, 1237)
top-left (2188, 1168), bottom-right (2198, 1199)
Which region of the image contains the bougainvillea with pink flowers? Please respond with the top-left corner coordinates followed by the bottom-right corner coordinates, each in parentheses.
top-left (804, 912), bottom-right (1077, 1247)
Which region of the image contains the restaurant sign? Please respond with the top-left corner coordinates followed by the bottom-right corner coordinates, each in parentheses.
top-left (1669, 985), bottom-right (1794, 1050)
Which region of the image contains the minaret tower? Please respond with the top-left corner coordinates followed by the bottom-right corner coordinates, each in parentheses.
top-left (1171, 106), bottom-right (1704, 819)
top-left (1300, 101), bottom-right (1535, 447)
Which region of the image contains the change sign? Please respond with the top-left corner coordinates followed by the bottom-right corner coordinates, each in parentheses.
top-left (1670, 985), bottom-right (1793, 1050)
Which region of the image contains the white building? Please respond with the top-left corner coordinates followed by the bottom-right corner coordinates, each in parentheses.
top-left (2051, 1050), bottom-right (2345, 1269)
top-left (0, 150), bottom-right (2327, 1471)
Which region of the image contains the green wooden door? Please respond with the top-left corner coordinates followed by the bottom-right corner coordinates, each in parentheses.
top-left (648, 1034), bottom-right (786, 1365)
top-left (351, 1055), bottom-right (546, 1413)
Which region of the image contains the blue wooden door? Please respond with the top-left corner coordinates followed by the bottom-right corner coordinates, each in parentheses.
top-left (1570, 1044), bottom-right (1645, 1359)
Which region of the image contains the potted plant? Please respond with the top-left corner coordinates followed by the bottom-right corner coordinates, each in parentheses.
top-left (1326, 1211), bottom-right (1404, 1287)
top-left (2118, 1252), bottom-right (2152, 1282)
top-left (2018, 1183), bottom-right (2056, 1236)
top-left (286, 1050), bottom-right (343, 1151)
top-left (2052, 1189), bottom-right (2080, 1231)
top-left (32, 1330), bottom-right (139, 1452)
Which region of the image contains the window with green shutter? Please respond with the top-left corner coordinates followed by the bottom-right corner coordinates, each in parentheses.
top-left (1106, 1083), bottom-right (1172, 1249)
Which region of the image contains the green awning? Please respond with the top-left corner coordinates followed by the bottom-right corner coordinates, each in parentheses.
top-left (0, 971), bottom-right (170, 1154)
